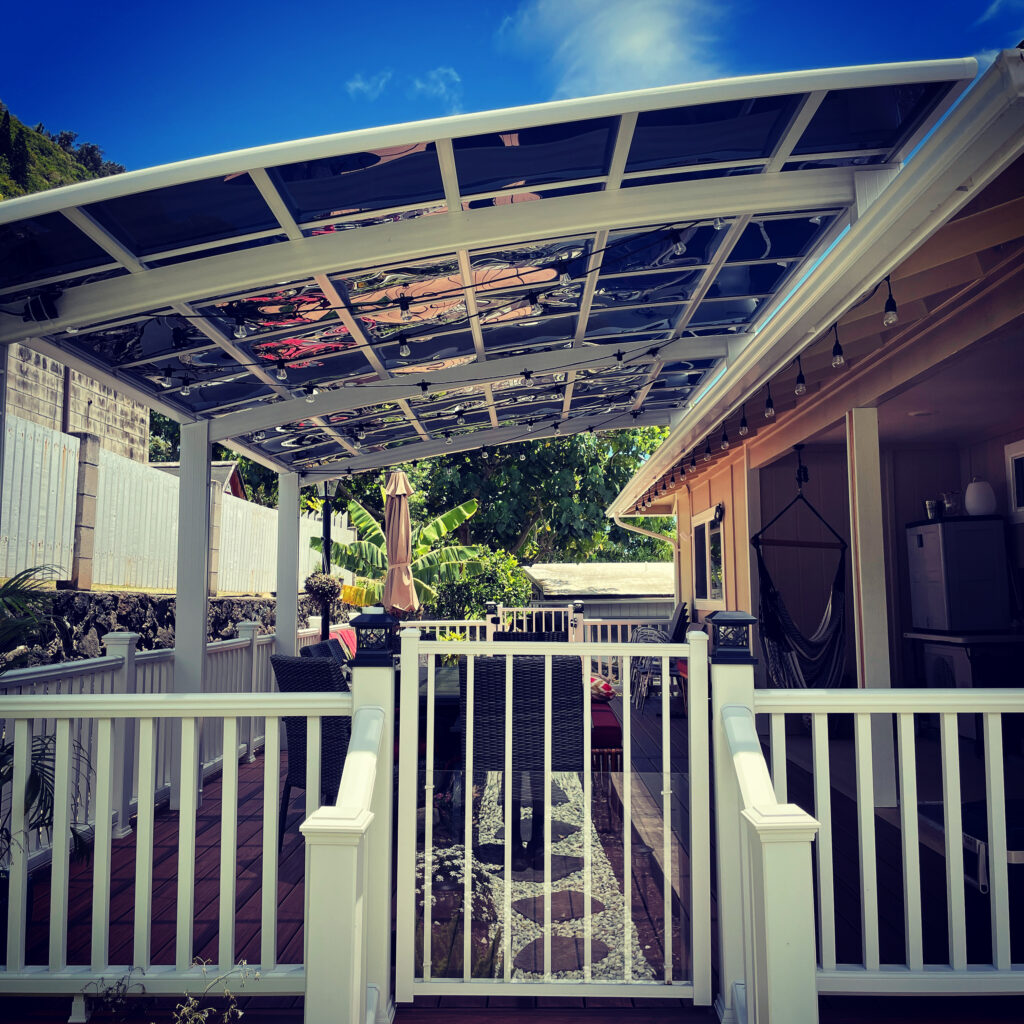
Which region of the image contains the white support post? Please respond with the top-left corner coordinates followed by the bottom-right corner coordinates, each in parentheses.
top-left (103, 631), bottom-right (140, 838)
top-left (172, 420), bottom-right (211, 810)
top-left (711, 655), bottom-right (755, 1023)
top-left (276, 472), bottom-right (301, 656)
top-left (741, 806), bottom-right (820, 1023)
top-left (237, 621), bottom-right (260, 761)
top-left (350, 652), bottom-right (396, 1022)
top-left (845, 408), bottom-right (897, 807)
top-left (743, 447), bottom-right (766, 690)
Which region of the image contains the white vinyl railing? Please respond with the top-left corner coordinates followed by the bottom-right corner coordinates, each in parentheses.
top-left (1, 690), bottom-right (352, 1003)
top-left (395, 628), bottom-right (712, 1002)
top-left (753, 687), bottom-right (1024, 996)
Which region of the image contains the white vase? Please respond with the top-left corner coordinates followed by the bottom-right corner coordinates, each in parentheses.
top-left (964, 477), bottom-right (997, 516)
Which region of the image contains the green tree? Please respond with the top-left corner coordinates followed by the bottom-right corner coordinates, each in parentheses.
top-left (0, 109), bottom-right (11, 160)
top-left (11, 127), bottom-right (30, 185)
top-left (431, 547), bottom-right (532, 619)
top-left (418, 427), bottom-right (673, 563)
top-left (314, 498), bottom-right (484, 607)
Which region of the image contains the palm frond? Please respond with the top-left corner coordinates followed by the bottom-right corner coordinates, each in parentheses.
top-left (413, 500), bottom-right (478, 553)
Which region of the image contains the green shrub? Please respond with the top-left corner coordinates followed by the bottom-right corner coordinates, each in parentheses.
top-left (430, 548), bottom-right (531, 620)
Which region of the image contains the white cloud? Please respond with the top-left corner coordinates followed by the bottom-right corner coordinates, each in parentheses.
top-left (975, 0), bottom-right (1024, 26)
top-left (345, 71), bottom-right (393, 101)
top-left (501, 0), bottom-right (723, 99)
top-left (411, 67), bottom-right (464, 113)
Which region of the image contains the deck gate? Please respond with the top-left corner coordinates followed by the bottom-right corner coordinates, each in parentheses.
top-left (396, 629), bottom-right (711, 1003)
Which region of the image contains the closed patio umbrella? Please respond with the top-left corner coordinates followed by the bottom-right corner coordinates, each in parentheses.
top-left (382, 470), bottom-right (420, 615)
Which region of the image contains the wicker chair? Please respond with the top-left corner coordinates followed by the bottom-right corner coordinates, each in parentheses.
top-left (300, 638), bottom-right (352, 684)
top-left (269, 654), bottom-right (351, 850)
top-left (629, 602), bottom-right (689, 712)
top-left (458, 653), bottom-right (583, 853)
top-left (491, 629), bottom-right (569, 643)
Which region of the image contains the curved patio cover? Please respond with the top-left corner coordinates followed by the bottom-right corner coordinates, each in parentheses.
top-left (382, 469), bottom-right (419, 614)
top-left (0, 60), bottom-right (974, 480)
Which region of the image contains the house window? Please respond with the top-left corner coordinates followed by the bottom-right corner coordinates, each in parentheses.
top-left (693, 505), bottom-right (726, 611)
top-left (1006, 439), bottom-right (1024, 525)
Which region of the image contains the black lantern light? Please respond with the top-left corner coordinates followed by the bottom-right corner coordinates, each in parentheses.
top-left (349, 605), bottom-right (400, 665)
top-left (485, 600), bottom-right (500, 625)
top-left (705, 610), bottom-right (757, 664)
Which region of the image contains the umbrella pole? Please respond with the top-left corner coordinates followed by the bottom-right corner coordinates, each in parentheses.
top-left (320, 484), bottom-right (332, 641)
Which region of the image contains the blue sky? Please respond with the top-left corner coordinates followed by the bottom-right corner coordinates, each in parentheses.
top-left (3, 1), bottom-right (1021, 172)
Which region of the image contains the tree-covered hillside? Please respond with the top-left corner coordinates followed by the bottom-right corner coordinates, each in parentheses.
top-left (0, 101), bottom-right (124, 201)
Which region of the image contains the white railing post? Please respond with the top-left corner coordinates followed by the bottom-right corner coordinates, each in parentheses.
top-left (395, 626), bottom-right (422, 1003)
top-left (302, 705), bottom-right (385, 1024)
top-left (710, 629), bottom-right (756, 1023)
top-left (103, 631), bottom-right (140, 838)
top-left (237, 621), bottom-right (260, 761)
top-left (350, 640), bottom-right (396, 1022)
top-left (741, 805), bottom-right (820, 1023)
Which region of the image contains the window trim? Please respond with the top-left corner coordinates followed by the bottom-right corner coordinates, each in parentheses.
top-left (1006, 438), bottom-right (1024, 525)
top-left (692, 505), bottom-right (728, 613)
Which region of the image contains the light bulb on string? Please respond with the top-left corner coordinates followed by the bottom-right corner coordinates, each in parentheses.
top-left (398, 334), bottom-right (411, 358)
top-left (304, 386), bottom-right (319, 403)
top-left (456, 411), bottom-right (466, 426)
top-left (738, 404), bottom-right (749, 436)
top-left (398, 296), bottom-right (412, 323)
top-left (275, 360), bottom-right (288, 381)
top-left (160, 369), bottom-right (173, 390)
top-left (720, 424), bottom-right (730, 451)
top-left (883, 276), bottom-right (899, 327)
top-left (519, 452), bottom-right (526, 462)
top-left (444, 432), bottom-right (453, 446)
top-left (481, 447), bottom-right (489, 460)
top-left (794, 355), bottom-right (807, 396)
top-left (690, 452), bottom-right (697, 471)
top-left (233, 321), bottom-right (248, 340)
top-left (831, 324), bottom-right (845, 368)
top-left (356, 426), bottom-right (367, 440)
top-left (522, 369), bottom-right (535, 387)
top-left (713, 217), bottom-right (724, 231)
top-left (703, 436), bottom-right (712, 463)
top-left (180, 383), bottom-right (192, 397)
top-left (764, 382), bottom-right (775, 419)
top-left (670, 230), bottom-right (687, 256)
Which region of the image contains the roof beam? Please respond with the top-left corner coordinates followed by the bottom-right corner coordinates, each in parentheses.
top-left (0, 170), bottom-right (857, 347)
top-left (300, 408), bottom-right (670, 482)
top-left (209, 333), bottom-right (729, 442)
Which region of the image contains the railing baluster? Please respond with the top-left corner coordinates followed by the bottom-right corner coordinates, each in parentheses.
top-left (812, 713), bottom-right (836, 970)
top-left (503, 653), bottom-right (513, 982)
top-left (261, 717), bottom-right (280, 971)
top-left (6, 719), bottom-right (30, 971)
top-left (622, 653), bottom-right (632, 982)
top-left (48, 718), bottom-right (72, 971)
top-left (854, 713), bottom-right (879, 971)
top-left (306, 716), bottom-right (321, 818)
top-left (423, 654), bottom-right (436, 980)
top-left (770, 713), bottom-right (787, 802)
top-left (176, 718), bottom-right (199, 971)
top-left (91, 717), bottom-right (114, 973)
top-left (940, 712), bottom-right (967, 970)
top-left (219, 717), bottom-right (239, 972)
top-left (463, 655), bottom-right (475, 982)
top-left (583, 650), bottom-right (593, 983)
top-left (983, 712), bottom-right (1010, 969)
top-left (134, 718), bottom-right (156, 970)
top-left (687, 631), bottom-right (711, 1003)
top-left (543, 653), bottom-right (552, 980)
top-left (660, 654), bottom-right (672, 983)
top-left (896, 712), bottom-right (922, 971)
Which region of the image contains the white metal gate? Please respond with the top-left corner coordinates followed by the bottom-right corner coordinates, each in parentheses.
top-left (396, 630), bottom-right (712, 1002)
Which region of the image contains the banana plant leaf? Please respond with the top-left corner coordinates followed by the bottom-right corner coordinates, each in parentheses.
top-left (346, 500), bottom-right (386, 548)
top-left (414, 500), bottom-right (479, 553)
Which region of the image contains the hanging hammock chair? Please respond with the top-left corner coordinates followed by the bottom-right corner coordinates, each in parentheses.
top-left (751, 447), bottom-right (848, 689)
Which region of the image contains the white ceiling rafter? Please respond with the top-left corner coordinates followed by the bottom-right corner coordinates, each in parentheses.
top-left (299, 408), bottom-right (669, 481)
top-left (211, 333), bottom-right (729, 442)
top-left (0, 170), bottom-right (858, 347)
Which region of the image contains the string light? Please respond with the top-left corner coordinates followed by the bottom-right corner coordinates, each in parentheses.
top-left (275, 360), bottom-right (288, 381)
top-left (455, 411), bottom-right (466, 426)
top-left (160, 369), bottom-right (173, 389)
top-left (304, 386), bottom-right (319, 403)
top-left (233, 321), bottom-right (248, 340)
top-left (831, 324), bottom-right (845, 368)
top-left (794, 355), bottom-right (807, 396)
top-left (883, 275), bottom-right (899, 327)
top-left (522, 369), bottom-right (535, 387)
top-left (713, 217), bottom-right (724, 231)
top-left (764, 381), bottom-right (775, 419)
top-left (481, 447), bottom-right (489, 459)
top-left (738, 404), bottom-right (749, 436)
top-left (181, 383), bottom-right (192, 397)
top-left (65, 325), bottom-right (80, 334)
top-left (690, 452), bottom-right (697, 471)
top-left (519, 452), bottom-right (526, 461)
top-left (720, 424), bottom-right (730, 451)
top-left (356, 426), bottom-right (367, 440)
top-left (418, 380), bottom-right (429, 393)
top-left (444, 431), bottom-right (453, 446)
top-left (398, 295), bottom-right (412, 323)
top-left (398, 334), bottom-right (411, 358)
top-left (670, 230), bottom-right (687, 256)
top-left (703, 436), bottom-right (712, 462)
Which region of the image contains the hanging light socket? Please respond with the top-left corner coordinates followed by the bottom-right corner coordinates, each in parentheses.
top-left (794, 355), bottom-right (807, 396)
top-left (831, 324), bottom-right (845, 368)
top-left (275, 360), bottom-right (288, 381)
top-left (703, 436), bottom-right (712, 463)
top-left (738, 404), bottom-right (749, 437)
top-left (764, 382), bottom-right (775, 419)
top-left (720, 424), bottom-right (730, 451)
top-left (883, 275), bottom-right (899, 327)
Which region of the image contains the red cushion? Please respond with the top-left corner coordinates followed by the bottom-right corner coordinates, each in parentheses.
top-left (590, 701), bottom-right (622, 748)
top-left (330, 626), bottom-right (357, 656)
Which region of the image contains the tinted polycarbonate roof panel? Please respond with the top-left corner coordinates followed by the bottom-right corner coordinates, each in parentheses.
top-left (626, 95), bottom-right (800, 172)
top-left (0, 213), bottom-right (113, 288)
top-left (270, 144), bottom-right (446, 221)
top-left (453, 117), bottom-right (617, 193)
top-left (85, 176), bottom-right (278, 256)
top-left (0, 58), bottom-right (977, 475)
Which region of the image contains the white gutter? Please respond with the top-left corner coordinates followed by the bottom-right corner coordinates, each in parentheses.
top-left (609, 48), bottom-right (1024, 518)
top-left (613, 515), bottom-right (676, 546)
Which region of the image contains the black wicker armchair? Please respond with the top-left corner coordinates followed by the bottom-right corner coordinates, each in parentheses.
top-left (458, 653), bottom-right (584, 861)
top-left (269, 654), bottom-right (351, 850)
top-left (300, 638), bottom-right (352, 684)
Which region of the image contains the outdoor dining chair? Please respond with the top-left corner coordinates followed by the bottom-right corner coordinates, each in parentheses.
top-left (300, 637), bottom-right (352, 684)
top-left (269, 654), bottom-right (351, 850)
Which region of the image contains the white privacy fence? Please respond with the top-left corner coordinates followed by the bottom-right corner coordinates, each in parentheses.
top-left (0, 416), bottom-right (79, 579)
top-left (0, 415), bottom-right (351, 592)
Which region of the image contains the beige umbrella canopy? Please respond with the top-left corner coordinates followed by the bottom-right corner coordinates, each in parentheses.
top-left (381, 470), bottom-right (420, 615)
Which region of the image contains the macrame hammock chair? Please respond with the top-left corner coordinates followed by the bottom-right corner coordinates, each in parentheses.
top-left (751, 446), bottom-right (848, 689)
